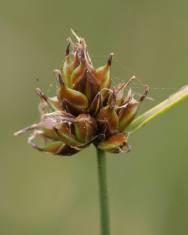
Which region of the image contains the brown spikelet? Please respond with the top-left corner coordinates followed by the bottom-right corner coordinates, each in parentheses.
top-left (15, 30), bottom-right (149, 156)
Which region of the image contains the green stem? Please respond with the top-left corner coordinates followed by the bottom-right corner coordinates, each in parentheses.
top-left (96, 148), bottom-right (110, 235)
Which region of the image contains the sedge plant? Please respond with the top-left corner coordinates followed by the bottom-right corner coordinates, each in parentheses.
top-left (15, 30), bottom-right (188, 235)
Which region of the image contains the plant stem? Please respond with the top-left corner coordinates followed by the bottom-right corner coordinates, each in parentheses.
top-left (96, 148), bottom-right (110, 235)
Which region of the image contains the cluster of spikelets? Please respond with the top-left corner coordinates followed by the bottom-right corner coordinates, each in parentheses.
top-left (15, 31), bottom-right (149, 156)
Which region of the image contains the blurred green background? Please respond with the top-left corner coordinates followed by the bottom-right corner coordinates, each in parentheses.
top-left (1, 0), bottom-right (188, 234)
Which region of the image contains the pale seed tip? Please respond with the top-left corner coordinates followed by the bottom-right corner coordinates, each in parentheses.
top-left (107, 53), bottom-right (114, 66)
top-left (71, 28), bottom-right (81, 42)
top-left (65, 42), bottom-right (70, 56)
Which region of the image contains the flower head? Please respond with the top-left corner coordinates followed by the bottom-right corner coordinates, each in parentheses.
top-left (15, 31), bottom-right (188, 156)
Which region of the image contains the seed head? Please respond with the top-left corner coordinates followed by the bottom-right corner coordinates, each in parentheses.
top-left (14, 30), bottom-right (149, 156)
